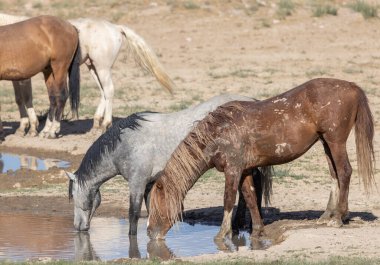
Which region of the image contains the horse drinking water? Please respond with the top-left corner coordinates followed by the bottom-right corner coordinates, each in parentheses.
top-left (147, 78), bottom-right (375, 240)
top-left (0, 15), bottom-right (81, 141)
top-left (66, 94), bottom-right (272, 235)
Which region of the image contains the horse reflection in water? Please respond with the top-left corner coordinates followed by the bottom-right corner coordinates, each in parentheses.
top-left (75, 233), bottom-right (175, 260)
top-left (74, 231), bottom-right (173, 260)
top-left (19, 155), bottom-right (66, 171)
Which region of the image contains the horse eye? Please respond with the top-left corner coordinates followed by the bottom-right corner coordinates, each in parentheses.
top-left (156, 182), bottom-right (163, 190)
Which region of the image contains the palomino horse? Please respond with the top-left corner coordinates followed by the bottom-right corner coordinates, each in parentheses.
top-left (0, 15), bottom-right (81, 141)
top-left (147, 78), bottom-right (375, 240)
top-left (65, 94), bottom-right (272, 235)
top-left (0, 13), bottom-right (175, 135)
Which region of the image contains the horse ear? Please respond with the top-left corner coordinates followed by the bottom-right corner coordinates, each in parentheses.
top-left (65, 171), bottom-right (77, 181)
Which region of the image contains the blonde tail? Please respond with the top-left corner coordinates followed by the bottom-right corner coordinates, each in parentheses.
top-left (118, 25), bottom-right (175, 94)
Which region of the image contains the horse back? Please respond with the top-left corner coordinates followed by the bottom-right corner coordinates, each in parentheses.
top-left (218, 78), bottom-right (363, 167)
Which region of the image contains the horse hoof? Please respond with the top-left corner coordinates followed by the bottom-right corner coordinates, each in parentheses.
top-left (342, 211), bottom-right (350, 222)
top-left (47, 133), bottom-right (57, 139)
top-left (39, 132), bottom-right (47, 138)
top-left (327, 219), bottom-right (343, 228)
top-left (27, 131), bottom-right (38, 137)
top-left (15, 129), bottom-right (25, 137)
top-left (317, 217), bottom-right (329, 225)
top-left (317, 211), bottom-right (333, 224)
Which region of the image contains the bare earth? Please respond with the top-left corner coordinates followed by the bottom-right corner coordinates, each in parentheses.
top-left (1, 1), bottom-right (380, 262)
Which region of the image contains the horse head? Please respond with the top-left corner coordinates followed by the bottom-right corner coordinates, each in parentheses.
top-left (66, 171), bottom-right (101, 231)
top-left (147, 178), bottom-right (177, 240)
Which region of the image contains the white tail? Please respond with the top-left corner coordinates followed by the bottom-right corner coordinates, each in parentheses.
top-left (118, 25), bottom-right (175, 94)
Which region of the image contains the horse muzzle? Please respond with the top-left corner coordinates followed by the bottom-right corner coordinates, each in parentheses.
top-left (74, 220), bottom-right (90, 231)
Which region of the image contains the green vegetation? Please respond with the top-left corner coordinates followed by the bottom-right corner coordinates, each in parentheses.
top-left (277, 0), bottom-right (295, 19)
top-left (349, 0), bottom-right (378, 19)
top-left (312, 4), bottom-right (338, 17)
top-left (199, 168), bottom-right (222, 182)
top-left (183, 0), bottom-right (200, 10)
top-left (305, 67), bottom-right (330, 79)
top-left (168, 100), bottom-right (193, 111)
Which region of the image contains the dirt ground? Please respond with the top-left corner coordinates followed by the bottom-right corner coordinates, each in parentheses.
top-left (1, 0), bottom-right (380, 262)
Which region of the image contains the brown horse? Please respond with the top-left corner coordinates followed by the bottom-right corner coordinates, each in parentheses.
top-left (147, 78), bottom-right (375, 240)
top-left (0, 15), bottom-right (81, 141)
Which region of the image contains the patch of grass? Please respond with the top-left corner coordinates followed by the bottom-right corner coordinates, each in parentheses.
top-left (277, 0), bottom-right (295, 19)
top-left (33, 2), bottom-right (43, 9)
top-left (230, 69), bottom-right (257, 78)
top-left (305, 67), bottom-right (329, 78)
top-left (350, 0), bottom-right (378, 19)
top-left (274, 165), bottom-right (292, 178)
top-left (168, 100), bottom-right (193, 112)
top-left (116, 105), bottom-right (149, 116)
top-left (342, 66), bottom-right (363, 74)
top-left (312, 4), bottom-right (338, 17)
top-left (199, 168), bottom-right (223, 182)
top-left (208, 69), bottom-right (256, 79)
top-left (261, 19), bottom-right (271, 28)
top-left (272, 165), bottom-right (307, 181)
top-left (183, 0), bottom-right (200, 10)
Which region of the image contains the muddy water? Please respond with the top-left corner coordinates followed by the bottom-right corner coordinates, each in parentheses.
top-left (0, 214), bottom-right (272, 261)
top-left (0, 153), bottom-right (70, 173)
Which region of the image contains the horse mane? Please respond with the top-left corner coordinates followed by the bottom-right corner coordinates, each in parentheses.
top-left (150, 103), bottom-right (245, 226)
top-left (75, 112), bottom-right (155, 188)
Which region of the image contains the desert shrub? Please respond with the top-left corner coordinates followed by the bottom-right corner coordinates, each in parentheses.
top-left (350, 0), bottom-right (378, 18)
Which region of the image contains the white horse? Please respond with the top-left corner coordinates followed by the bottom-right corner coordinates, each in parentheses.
top-left (0, 13), bottom-right (175, 136)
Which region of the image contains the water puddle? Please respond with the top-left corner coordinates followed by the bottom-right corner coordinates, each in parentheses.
top-left (0, 153), bottom-right (70, 173)
top-left (0, 214), bottom-right (272, 261)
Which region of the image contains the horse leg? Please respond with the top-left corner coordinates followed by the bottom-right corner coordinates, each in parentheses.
top-left (49, 64), bottom-right (69, 138)
top-left (320, 140), bottom-right (352, 227)
top-left (40, 70), bottom-right (58, 138)
top-left (233, 168), bottom-right (263, 234)
top-left (318, 143), bottom-right (339, 224)
top-left (88, 65), bottom-right (114, 132)
top-left (97, 69), bottom-right (114, 132)
top-left (0, 114), bottom-right (4, 143)
top-left (232, 184), bottom-right (247, 235)
top-left (13, 80), bottom-right (39, 137)
top-left (129, 189), bottom-right (145, 236)
top-left (87, 64), bottom-right (105, 130)
top-left (23, 80), bottom-right (39, 137)
top-left (240, 173), bottom-right (264, 238)
top-left (215, 167), bottom-right (242, 240)
top-left (13, 80), bottom-right (29, 136)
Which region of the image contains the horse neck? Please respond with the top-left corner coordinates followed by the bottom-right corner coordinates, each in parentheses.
top-left (164, 124), bottom-right (217, 204)
top-left (77, 152), bottom-right (119, 190)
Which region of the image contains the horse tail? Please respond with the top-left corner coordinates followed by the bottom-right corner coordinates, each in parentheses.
top-left (68, 39), bottom-right (81, 119)
top-left (259, 166), bottom-right (273, 206)
top-left (118, 25), bottom-right (175, 95)
top-left (355, 86), bottom-right (376, 193)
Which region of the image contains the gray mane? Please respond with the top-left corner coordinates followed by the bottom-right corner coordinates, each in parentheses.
top-left (75, 112), bottom-right (154, 187)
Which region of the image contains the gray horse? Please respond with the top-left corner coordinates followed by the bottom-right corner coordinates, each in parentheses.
top-left (66, 94), bottom-right (272, 235)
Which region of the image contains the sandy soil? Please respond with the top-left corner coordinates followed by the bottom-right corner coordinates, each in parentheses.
top-left (1, 1), bottom-right (380, 262)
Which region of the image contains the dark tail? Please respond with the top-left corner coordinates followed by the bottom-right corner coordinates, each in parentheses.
top-left (355, 87), bottom-right (376, 193)
top-left (260, 166), bottom-right (273, 206)
top-left (68, 41), bottom-right (81, 119)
